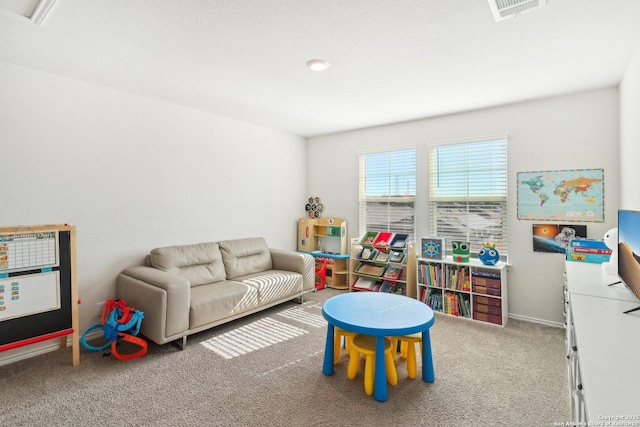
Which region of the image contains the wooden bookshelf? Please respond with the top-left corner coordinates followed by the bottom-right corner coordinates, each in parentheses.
top-left (349, 232), bottom-right (415, 297)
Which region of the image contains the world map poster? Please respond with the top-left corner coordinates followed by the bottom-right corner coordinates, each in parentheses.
top-left (517, 168), bottom-right (604, 222)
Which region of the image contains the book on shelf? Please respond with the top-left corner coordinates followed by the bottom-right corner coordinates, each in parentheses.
top-left (427, 289), bottom-right (443, 312)
top-left (424, 281), bottom-right (472, 318)
top-left (459, 294), bottom-right (471, 318)
top-left (380, 281), bottom-right (404, 294)
top-left (383, 265), bottom-right (403, 280)
top-left (379, 281), bottom-right (393, 293)
top-left (360, 232), bottom-right (377, 245)
top-left (389, 233), bottom-right (409, 248)
top-left (461, 271), bottom-right (471, 291)
top-left (389, 250), bottom-right (405, 263)
top-left (392, 282), bottom-right (406, 295)
top-left (443, 292), bottom-right (458, 316)
top-left (448, 265), bottom-right (470, 291)
top-left (443, 292), bottom-right (471, 317)
top-left (372, 232), bottom-right (394, 248)
top-left (471, 270), bottom-right (501, 279)
top-left (352, 277), bottom-right (377, 291)
top-left (375, 250), bottom-right (390, 262)
top-left (355, 263), bottom-right (385, 276)
top-left (419, 263), bottom-right (443, 288)
top-left (359, 247), bottom-right (379, 260)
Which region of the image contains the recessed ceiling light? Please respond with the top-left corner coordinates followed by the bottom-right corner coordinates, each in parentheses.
top-left (306, 59), bottom-right (330, 71)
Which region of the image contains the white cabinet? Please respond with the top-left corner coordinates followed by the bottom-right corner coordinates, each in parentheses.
top-left (417, 257), bottom-right (508, 326)
top-left (564, 261), bottom-right (640, 424)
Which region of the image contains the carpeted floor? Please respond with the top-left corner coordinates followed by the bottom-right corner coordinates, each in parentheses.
top-left (0, 289), bottom-right (569, 426)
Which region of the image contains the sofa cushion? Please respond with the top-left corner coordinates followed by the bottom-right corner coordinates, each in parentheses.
top-left (236, 270), bottom-right (303, 305)
top-left (219, 237), bottom-right (273, 279)
top-left (149, 242), bottom-right (226, 287)
top-left (190, 281), bottom-right (259, 328)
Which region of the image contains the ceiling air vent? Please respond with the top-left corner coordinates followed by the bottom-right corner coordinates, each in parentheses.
top-left (488, 0), bottom-right (546, 22)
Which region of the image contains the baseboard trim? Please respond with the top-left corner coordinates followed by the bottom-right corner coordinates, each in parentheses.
top-left (508, 313), bottom-right (564, 328)
top-left (2, 314), bottom-right (564, 366)
top-left (0, 329), bottom-right (102, 367)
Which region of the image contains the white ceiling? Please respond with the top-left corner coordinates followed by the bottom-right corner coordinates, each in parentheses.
top-left (2, 0), bottom-right (640, 137)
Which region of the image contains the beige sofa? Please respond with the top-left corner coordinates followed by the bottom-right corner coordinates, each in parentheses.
top-left (116, 237), bottom-right (315, 348)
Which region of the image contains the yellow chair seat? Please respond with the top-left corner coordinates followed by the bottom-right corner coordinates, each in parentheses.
top-left (347, 334), bottom-right (398, 396)
top-left (389, 332), bottom-right (423, 379)
top-left (334, 327), bottom-right (357, 365)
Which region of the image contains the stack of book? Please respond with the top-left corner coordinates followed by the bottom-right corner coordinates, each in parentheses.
top-left (447, 265), bottom-right (470, 291)
top-left (426, 289), bottom-right (443, 311)
top-left (443, 292), bottom-right (471, 318)
top-left (566, 238), bottom-right (612, 264)
top-left (419, 263), bottom-right (444, 288)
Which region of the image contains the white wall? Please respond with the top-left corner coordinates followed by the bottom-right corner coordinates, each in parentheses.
top-left (620, 42), bottom-right (640, 209)
top-left (308, 88), bottom-right (620, 325)
top-left (0, 60), bottom-right (306, 363)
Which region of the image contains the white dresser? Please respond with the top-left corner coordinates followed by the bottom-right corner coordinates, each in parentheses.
top-left (564, 261), bottom-right (640, 424)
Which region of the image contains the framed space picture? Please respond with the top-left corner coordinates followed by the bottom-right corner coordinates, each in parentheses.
top-left (421, 237), bottom-right (445, 260)
top-left (532, 224), bottom-right (587, 253)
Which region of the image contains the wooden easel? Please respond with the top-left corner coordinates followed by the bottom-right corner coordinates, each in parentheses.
top-left (0, 224), bottom-right (79, 366)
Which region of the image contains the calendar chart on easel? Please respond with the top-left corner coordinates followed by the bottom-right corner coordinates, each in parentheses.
top-left (0, 225), bottom-right (79, 366)
top-left (0, 230), bottom-right (59, 272)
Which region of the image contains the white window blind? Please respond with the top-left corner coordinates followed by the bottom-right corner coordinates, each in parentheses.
top-left (428, 138), bottom-right (508, 260)
top-left (358, 149), bottom-right (416, 241)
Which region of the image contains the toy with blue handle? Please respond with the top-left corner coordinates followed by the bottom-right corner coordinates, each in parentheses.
top-left (80, 299), bottom-right (144, 354)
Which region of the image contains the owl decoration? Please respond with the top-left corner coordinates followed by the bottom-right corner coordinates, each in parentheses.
top-left (478, 243), bottom-right (500, 266)
top-left (452, 241), bottom-right (470, 263)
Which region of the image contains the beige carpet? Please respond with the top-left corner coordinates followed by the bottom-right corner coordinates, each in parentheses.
top-left (0, 288), bottom-right (569, 426)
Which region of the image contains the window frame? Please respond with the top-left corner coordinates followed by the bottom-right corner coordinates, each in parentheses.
top-left (427, 136), bottom-right (508, 261)
top-left (358, 148), bottom-right (417, 242)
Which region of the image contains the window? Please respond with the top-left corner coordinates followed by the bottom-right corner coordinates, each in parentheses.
top-left (358, 149), bottom-right (416, 241)
top-left (428, 138), bottom-right (508, 260)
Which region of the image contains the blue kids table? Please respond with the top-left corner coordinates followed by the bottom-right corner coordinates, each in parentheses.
top-left (322, 292), bottom-right (435, 401)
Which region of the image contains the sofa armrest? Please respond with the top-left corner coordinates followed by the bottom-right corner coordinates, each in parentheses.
top-left (116, 266), bottom-right (191, 345)
top-left (270, 249), bottom-right (315, 292)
